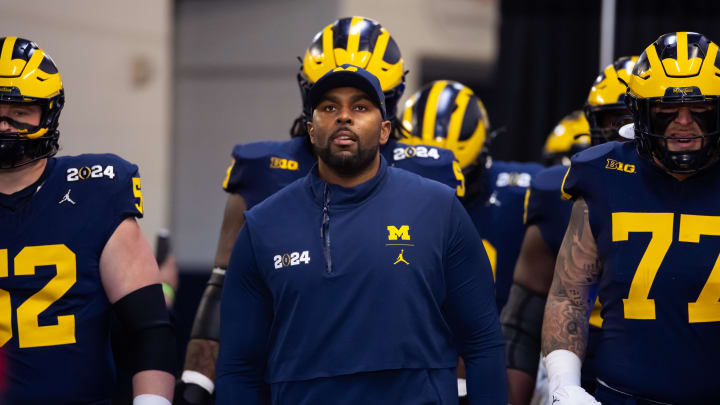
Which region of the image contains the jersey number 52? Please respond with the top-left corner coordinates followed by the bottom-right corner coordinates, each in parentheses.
top-left (0, 245), bottom-right (76, 348)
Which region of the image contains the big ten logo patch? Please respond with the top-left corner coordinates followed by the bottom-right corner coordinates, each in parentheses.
top-left (270, 157), bottom-right (299, 171)
top-left (273, 251), bottom-right (310, 269)
top-left (496, 172), bottom-right (532, 188)
top-left (605, 158), bottom-right (635, 173)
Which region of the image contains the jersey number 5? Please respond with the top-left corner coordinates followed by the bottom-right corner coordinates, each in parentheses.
top-left (132, 177), bottom-right (144, 214)
top-left (0, 245), bottom-right (77, 348)
top-left (452, 161), bottom-right (466, 197)
top-left (612, 213), bottom-right (720, 323)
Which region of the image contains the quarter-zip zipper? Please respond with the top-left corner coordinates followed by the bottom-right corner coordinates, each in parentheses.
top-left (320, 182), bottom-right (333, 274)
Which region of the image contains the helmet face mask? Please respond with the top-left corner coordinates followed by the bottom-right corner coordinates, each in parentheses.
top-left (629, 95), bottom-right (720, 173)
top-left (293, 17), bottom-right (405, 137)
top-left (585, 104), bottom-right (634, 146)
top-left (627, 32), bottom-right (720, 174)
top-left (0, 37), bottom-right (63, 169)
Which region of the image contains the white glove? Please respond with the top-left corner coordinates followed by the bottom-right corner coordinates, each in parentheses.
top-left (543, 350), bottom-right (599, 405)
top-left (551, 385), bottom-right (600, 404)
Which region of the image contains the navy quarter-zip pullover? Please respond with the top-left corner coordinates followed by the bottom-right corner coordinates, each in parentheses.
top-left (216, 156), bottom-right (506, 404)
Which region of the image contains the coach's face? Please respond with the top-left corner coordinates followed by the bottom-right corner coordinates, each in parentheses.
top-left (307, 86), bottom-right (391, 177)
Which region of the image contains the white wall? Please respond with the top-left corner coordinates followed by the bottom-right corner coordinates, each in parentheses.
top-left (173, 0), bottom-right (338, 268)
top-left (0, 0), bottom-right (173, 248)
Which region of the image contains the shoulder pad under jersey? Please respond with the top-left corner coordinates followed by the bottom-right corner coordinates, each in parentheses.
top-left (382, 139), bottom-right (465, 196)
top-left (561, 141), bottom-right (634, 201)
top-left (525, 164), bottom-right (572, 254)
top-left (222, 137), bottom-right (315, 208)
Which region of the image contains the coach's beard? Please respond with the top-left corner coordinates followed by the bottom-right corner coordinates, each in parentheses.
top-left (314, 128), bottom-right (380, 178)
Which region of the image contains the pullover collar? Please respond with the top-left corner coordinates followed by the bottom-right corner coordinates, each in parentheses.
top-left (306, 154), bottom-right (389, 208)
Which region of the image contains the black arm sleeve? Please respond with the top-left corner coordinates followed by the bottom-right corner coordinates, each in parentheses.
top-left (113, 283), bottom-right (177, 374)
top-left (190, 268), bottom-right (226, 341)
top-left (500, 282), bottom-right (547, 377)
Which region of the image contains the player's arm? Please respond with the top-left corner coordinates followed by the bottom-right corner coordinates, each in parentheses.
top-left (541, 198), bottom-right (601, 404)
top-left (215, 226), bottom-right (272, 405)
top-left (443, 198), bottom-right (507, 404)
top-left (178, 193), bottom-right (247, 405)
top-left (500, 224), bottom-right (555, 405)
top-left (100, 217), bottom-right (175, 404)
top-left (214, 193), bottom-right (248, 267)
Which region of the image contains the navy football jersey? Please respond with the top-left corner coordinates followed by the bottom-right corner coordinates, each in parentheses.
top-left (381, 139), bottom-right (465, 198)
top-left (562, 141), bottom-right (720, 403)
top-left (524, 164), bottom-right (572, 255)
top-left (0, 154), bottom-right (143, 404)
top-left (465, 160), bottom-right (543, 311)
top-left (222, 136), bottom-right (464, 209)
top-left (222, 136), bottom-right (316, 209)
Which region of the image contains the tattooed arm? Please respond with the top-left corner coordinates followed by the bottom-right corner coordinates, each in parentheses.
top-left (541, 198), bottom-right (601, 358)
top-left (540, 198), bottom-right (602, 404)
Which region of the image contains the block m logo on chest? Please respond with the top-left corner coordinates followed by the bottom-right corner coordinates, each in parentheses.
top-left (387, 225), bottom-right (411, 240)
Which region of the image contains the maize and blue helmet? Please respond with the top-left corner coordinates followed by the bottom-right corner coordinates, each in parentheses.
top-left (585, 56), bottom-right (637, 146)
top-left (293, 16), bottom-right (405, 137)
top-left (626, 32), bottom-right (720, 173)
top-left (0, 37), bottom-right (64, 169)
top-left (400, 80), bottom-right (490, 169)
top-left (543, 110), bottom-right (590, 166)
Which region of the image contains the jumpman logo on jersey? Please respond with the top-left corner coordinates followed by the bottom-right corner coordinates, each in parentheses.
top-left (486, 191), bottom-right (502, 207)
top-left (59, 189), bottom-right (76, 205)
top-left (393, 249), bottom-right (410, 265)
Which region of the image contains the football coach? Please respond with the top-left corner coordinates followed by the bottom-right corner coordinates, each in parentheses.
top-left (215, 64), bottom-right (506, 405)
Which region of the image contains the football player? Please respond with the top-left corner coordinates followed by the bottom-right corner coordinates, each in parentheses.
top-left (175, 17), bottom-right (464, 405)
top-left (401, 80), bottom-right (543, 312)
top-left (542, 32), bottom-right (720, 404)
top-left (401, 80), bottom-right (542, 403)
top-left (501, 56), bottom-right (636, 405)
top-left (0, 37), bottom-right (175, 404)
top-left (542, 110), bottom-right (591, 166)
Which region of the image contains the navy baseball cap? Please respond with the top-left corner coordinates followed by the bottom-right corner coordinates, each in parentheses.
top-left (308, 64), bottom-right (388, 120)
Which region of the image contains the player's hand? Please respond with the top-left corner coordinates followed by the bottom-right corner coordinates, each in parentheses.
top-left (550, 385), bottom-right (600, 405)
top-left (173, 380), bottom-right (212, 405)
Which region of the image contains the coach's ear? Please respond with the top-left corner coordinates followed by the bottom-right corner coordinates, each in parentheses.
top-left (379, 119), bottom-right (391, 146)
top-left (307, 120), bottom-right (316, 144)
